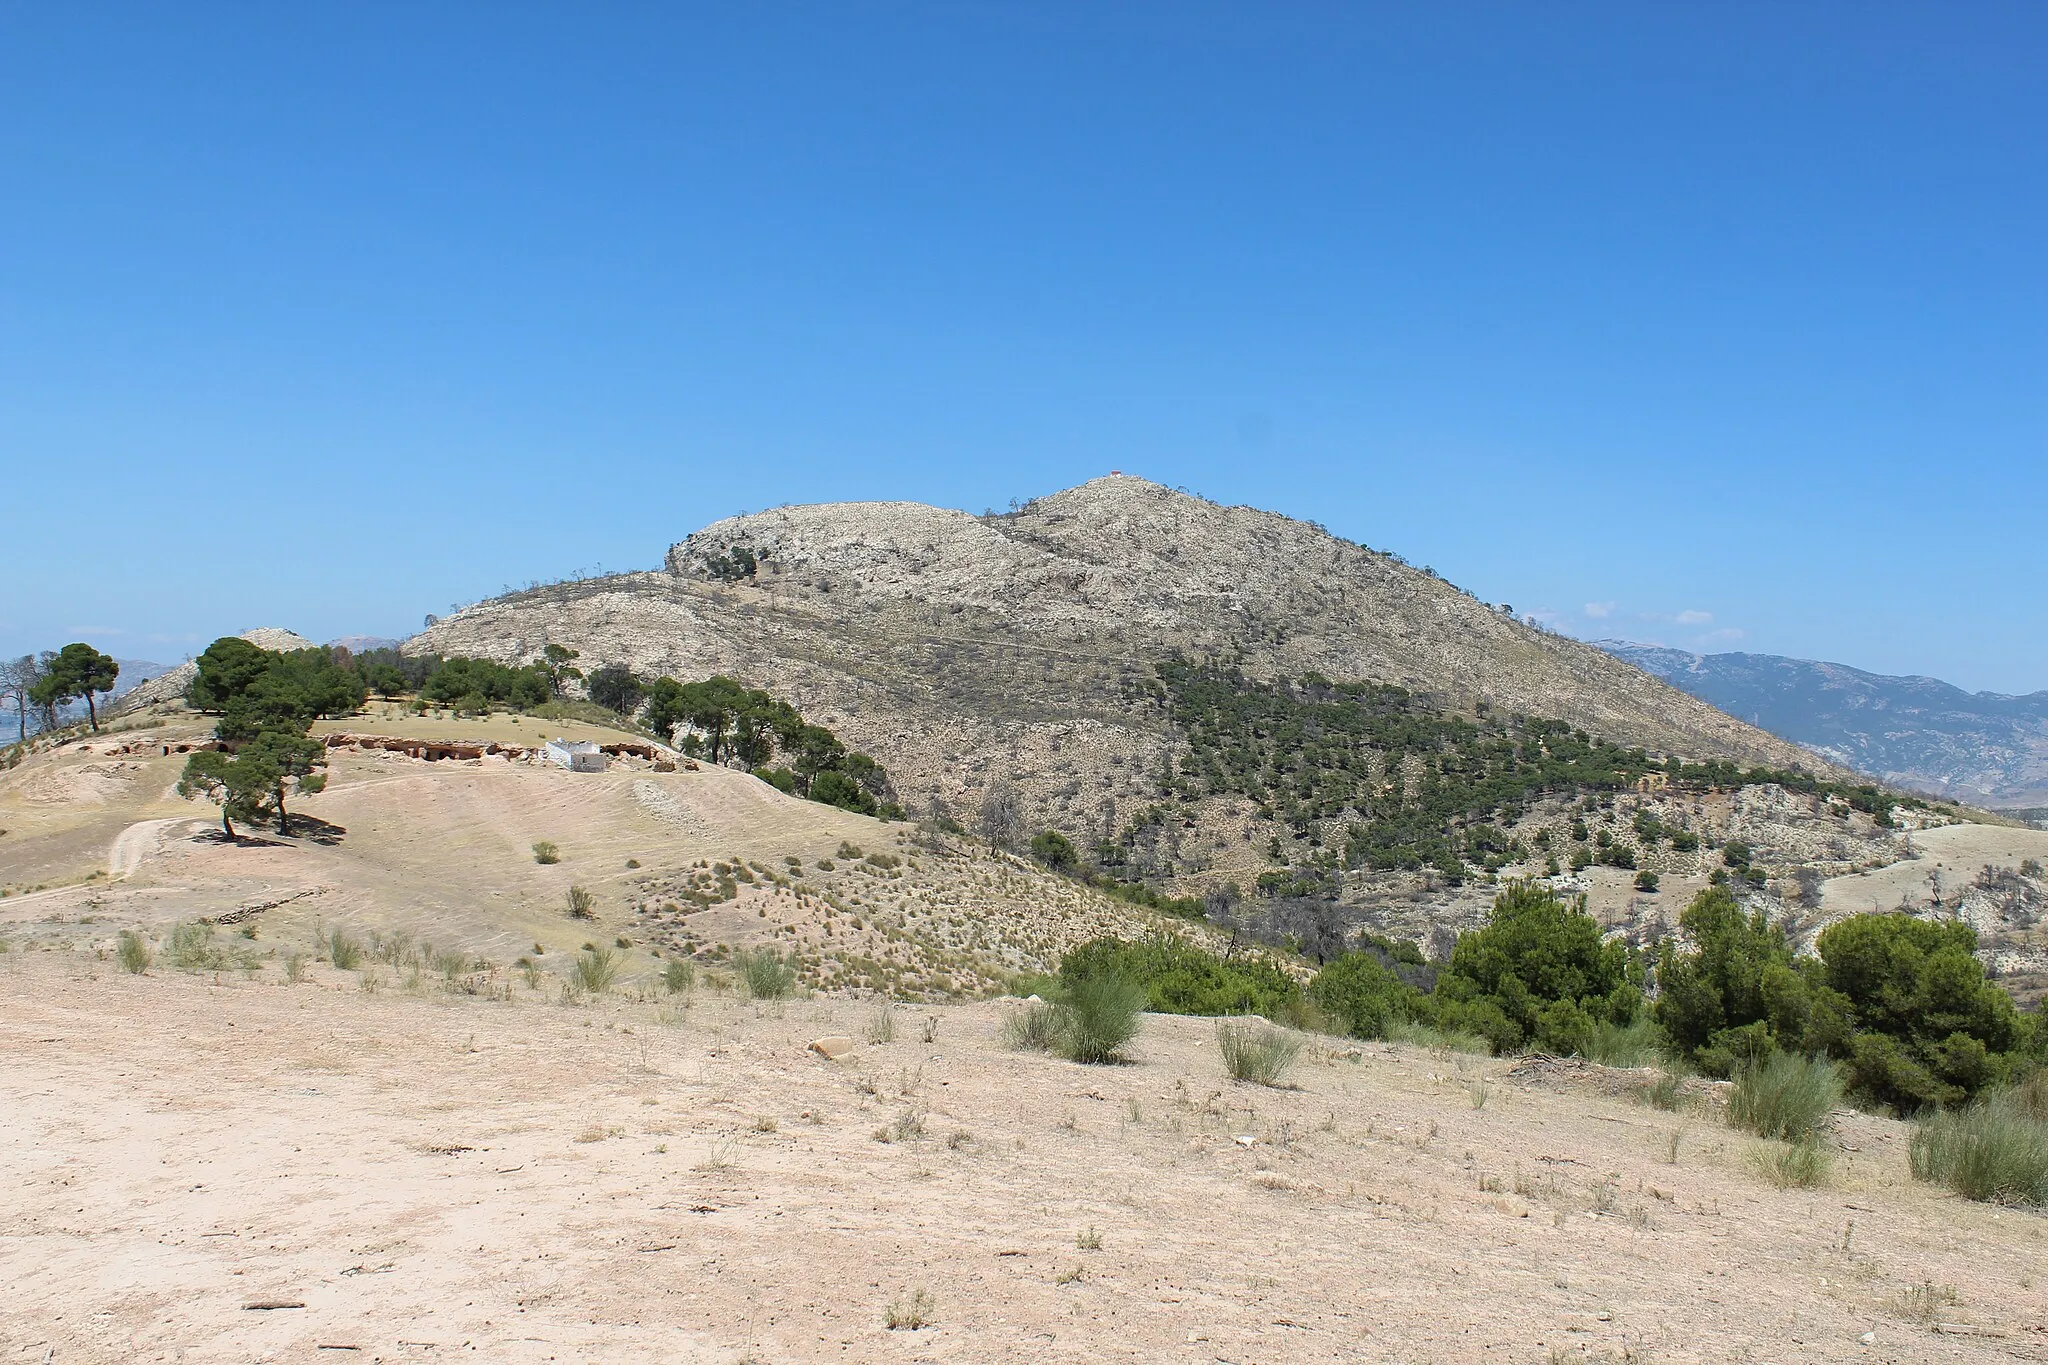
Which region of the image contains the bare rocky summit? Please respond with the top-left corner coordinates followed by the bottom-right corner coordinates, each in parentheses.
top-left (413, 476), bottom-right (1839, 839)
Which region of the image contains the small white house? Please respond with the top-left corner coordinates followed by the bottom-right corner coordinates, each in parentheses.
top-left (543, 738), bottom-right (606, 773)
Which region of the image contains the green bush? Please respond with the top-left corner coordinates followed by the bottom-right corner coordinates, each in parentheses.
top-left (1587, 1016), bottom-right (1666, 1068)
top-left (1909, 1087), bottom-right (2048, 1206)
top-left (1433, 881), bottom-right (1640, 1055)
top-left (1309, 951), bottom-right (1422, 1040)
top-left (1059, 937), bottom-right (1298, 1020)
top-left (571, 945), bottom-right (620, 994)
top-left (1729, 1053), bottom-right (1842, 1142)
top-left (1750, 1136), bottom-right (1833, 1189)
top-left (662, 958), bottom-right (696, 995)
top-left (1216, 1018), bottom-right (1303, 1086)
top-left (327, 927), bottom-right (365, 970)
top-left (1656, 891), bottom-right (2030, 1113)
top-left (1000, 998), bottom-right (1065, 1052)
top-left (1055, 973), bottom-right (1147, 1064)
top-left (116, 929), bottom-right (152, 975)
top-left (532, 841), bottom-right (561, 865)
top-left (735, 946), bottom-right (797, 1000)
top-left (168, 922), bottom-right (220, 971)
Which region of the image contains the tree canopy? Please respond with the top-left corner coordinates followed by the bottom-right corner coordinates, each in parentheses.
top-left (1656, 886), bottom-right (2039, 1111)
top-left (178, 638), bottom-right (351, 837)
top-left (1432, 881), bottom-right (1640, 1055)
top-left (30, 643), bottom-right (120, 732)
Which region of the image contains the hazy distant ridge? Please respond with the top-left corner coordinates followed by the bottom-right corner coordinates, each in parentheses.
top-left (1599, 642), bottom-right (2048, 807)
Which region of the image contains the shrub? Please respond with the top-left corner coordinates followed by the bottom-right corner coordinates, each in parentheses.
top-left (1587, 1017), bottom-right (1666, 1068)
top-left (883, 1288), bottom-right (935, 1330)
top-left (532, 840), bottom-right (561, 865)
top-left (168, 922), bottom-right (219, 971)
top-left (1309, 951), bottom-right (1422, 1040)
top-left (1729, 1052), bottom-right (1842, 1142)
top-left (1750, 1136), bottom-right (1833, 1189)
top-left (327, 927), bottom-right (364, 970)
top-left (1056, 973), bottom-right (1147, 1064)
top-left (1634, 870), bottom-right (1660, 893)
top-left (1641, 1070), bottom-right (1684, 1111)
top-left (1909, 1088), bottom-right (2048, 1206)
top-left (565, 886), bottom-right (595, 919)
top-left (1060, 936), bottom-right (1299, 1019)
top-left (735, 946), bottom-right (797, 999)
top-left (662, 958), bottom-right (696, 995)
top-left (116, 929), bottom-right (152, 975)
top-left (865, 997), bottom-right (898, 1043)
top-left (1433, 881), bottom-right (1640, 1055)
top-left (1385, 1018), bottom-right (1490, 1054)
top-left (1216, 1018), bottom-right (1303, 1087)
top-left (571, 945), bottom-right (620, 994)
top-left (1001, 999), bottom-right (1064, 1052)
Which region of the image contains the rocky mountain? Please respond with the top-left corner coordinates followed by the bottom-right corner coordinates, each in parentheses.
top-left (412, 476), bottom-right (1843, 842)
top-left (1598, 642), bottom-right (2048, 809)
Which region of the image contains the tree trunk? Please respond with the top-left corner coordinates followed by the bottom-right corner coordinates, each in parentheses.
top-left (221, 807), bottom-right (235, 838)
top-left (85, 690), bottom-right (99, 732)
top-left (275, 782), bottom-right (291, 837)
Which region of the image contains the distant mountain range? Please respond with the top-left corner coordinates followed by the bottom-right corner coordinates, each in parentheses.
top-left (1598, 642), bottom-right (2048, 809)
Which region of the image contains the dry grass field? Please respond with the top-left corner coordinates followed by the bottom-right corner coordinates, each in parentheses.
top-left (4, 951), bottom-right (2045, 1364)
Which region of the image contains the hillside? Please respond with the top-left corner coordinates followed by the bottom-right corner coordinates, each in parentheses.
top-left (0, 705), bottom-right (1173, 998)
top-left (1602, 642), bottom-right (2048, 809)
top-left (414, 476), bottom-right (1845, 861)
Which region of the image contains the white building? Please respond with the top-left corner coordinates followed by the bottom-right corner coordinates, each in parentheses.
top-left (543, 738), bottom-right (606, 773)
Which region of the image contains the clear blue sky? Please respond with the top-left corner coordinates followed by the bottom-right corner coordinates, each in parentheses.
top-left (3, 5), bottom-right (2042, 692)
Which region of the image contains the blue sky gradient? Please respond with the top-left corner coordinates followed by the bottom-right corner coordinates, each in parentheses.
top-left (3, 5), bottom-right (2043, 691)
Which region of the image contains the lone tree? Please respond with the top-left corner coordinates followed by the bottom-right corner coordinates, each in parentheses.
top-left (176, 637), bottom-right (354, 837)
top-left (30, 643), bottom-right (120, 732)
top-left (540, 644), bottom-right (582, 699)
top-left (585, 664), bottom-right (645, 717)
top-left (177, 730), bottom-right (328, 837)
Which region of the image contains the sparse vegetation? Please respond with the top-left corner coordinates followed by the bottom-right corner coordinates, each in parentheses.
top-left (865, 997), bottom-right (898, 1043)
top-left (571, 945), bottom-right (620, 994)
top-left (1216, 1017), bottom-right (1303, 1087)
top-left (1000, 998), bottom-right (1065, 1052)
top-left (532, 840), bottom-right (560, 865)
top-left (1749, 1136), bottom-right (1832, 1188)
top-left (662, 957), bottom-right (696, 995)
top-left (734, 946), bottom-right (797, 999)
top-left (1055, 972), bottom-right (1147, 1065)
top-left (1909, 1085), bottom-right (2048, 1206)
top-left (883, 1287), bottom-right (934, 1330)
top-left (1728, 1053), bottom-right (1841, 1142)
top-left (115, 929), bottom-right (152, 974)
top-left (565, 885), bottom-right (595, 919)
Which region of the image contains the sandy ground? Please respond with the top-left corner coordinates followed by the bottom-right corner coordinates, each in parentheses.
top-left (3, 952), bottom-right (2045, 1365)
top-left (0, 715), bottom-right (1165, 995)
top-left (1820, 823), bottom-right (2048, 919)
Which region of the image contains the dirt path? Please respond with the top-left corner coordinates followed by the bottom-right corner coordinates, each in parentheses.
top-left (107, 816), bottom-right (201, 879)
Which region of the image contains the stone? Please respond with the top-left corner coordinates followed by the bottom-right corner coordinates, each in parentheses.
top-left (808, 1036), bottom-right (856, 1060)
